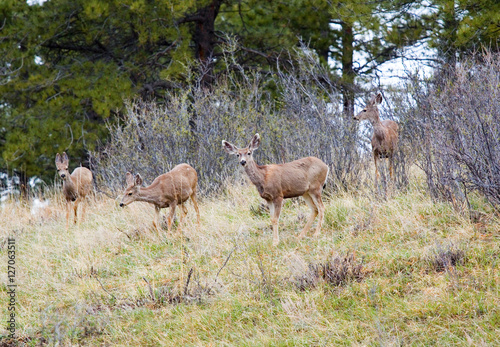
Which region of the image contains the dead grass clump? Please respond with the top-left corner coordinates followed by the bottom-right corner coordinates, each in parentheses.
top-left (93, 267), bottom-right (215, 311)
top-left (426, 242), bottom-right (466, 272)
top-left (288, 252), bottom-right (364, 291)
top-left (0, 335), bottom-right (48, 347)
top-left (150, 268), bottom-right (216, 306)
top-left (321, 252), bottom-right (364, 287)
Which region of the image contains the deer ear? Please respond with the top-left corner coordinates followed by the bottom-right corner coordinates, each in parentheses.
top-left (125, 172), bottom-right (134, 185)
top-left (248, 133), bottom-right (260, 151)
top-left (55, 153), bottom-right (61, 164)
top-left (222, 140), bottom-right (238, 154)
top-left (62, 152), bottom-right (69, 165)
top-left (375, 93), bottom-right (383, 105)
top-left (135, 173), bottom-right (143, 186)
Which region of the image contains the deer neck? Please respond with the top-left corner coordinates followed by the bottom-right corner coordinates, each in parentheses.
top-left (369, 110), bottom-right (382, 128)
top-left (244, 160), bottom-right (266, 188)
top-left (136, 185), bottom-right (161, 205)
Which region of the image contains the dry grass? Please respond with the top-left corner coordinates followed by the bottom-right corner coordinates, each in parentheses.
top-left (1, 172), bottom-right (499, 346)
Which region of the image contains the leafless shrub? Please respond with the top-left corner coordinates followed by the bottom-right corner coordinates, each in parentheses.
top-left (426, 242), bottom-right (466, 272)
top-left (399, 51), bottom-right (500, 211)
top-left (90, 267), bottom-right (213, 312)
top-left (288, 252), bottom-right (363, 291)
top-left (151, 268), bottom-right (213, 306)
top-left (321, 252), bottom-right (364, 287)
top-left (90, 49), bottom-right (367, 196)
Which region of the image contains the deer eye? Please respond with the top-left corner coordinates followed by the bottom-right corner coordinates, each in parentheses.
top-left (128, 192), bottom-right (132, 196)
top-left (247, 152), bottom-right (251, 155)
top-left (236, 154), bottom-right (240, 157)
top-left (363, 109), bottom-right (366, 112)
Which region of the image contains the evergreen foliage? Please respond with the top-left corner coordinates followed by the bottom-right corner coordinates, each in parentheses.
top-left (0, 0), bottom-right (498, 186)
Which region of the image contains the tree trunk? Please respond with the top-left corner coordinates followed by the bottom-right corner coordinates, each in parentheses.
top-left (192, 0), bottom-right (223, 88)
top-left (341, 21), bottom-right (355, 118)
top-left (180, 0), bottom-right (224, 164)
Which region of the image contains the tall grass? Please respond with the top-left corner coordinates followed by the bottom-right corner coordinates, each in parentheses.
top-left (1, 170), bottom-right (499, 345)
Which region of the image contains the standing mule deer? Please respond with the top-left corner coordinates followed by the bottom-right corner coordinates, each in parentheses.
top-left (55, 152), bottom-right (93, 228)
top-left (119, 164), bottom-right (200, 232)
top-left (353, 92), bottom-right (399, 187)
top-left (222, 134), bottom-right (329, 246)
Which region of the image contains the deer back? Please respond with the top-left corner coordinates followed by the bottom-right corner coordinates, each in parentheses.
top-left (162, 164), bottom-right (197, 202)
top-left (139, 164), bottom-right (197, 207)
top-left (255, 157), bottom-right (328, 200)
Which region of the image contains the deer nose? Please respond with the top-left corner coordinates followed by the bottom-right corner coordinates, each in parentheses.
top-left (240, 160), bottom-right (246, 166)
top-left (60, 173), bottom-right (66, 178)
top-left (119, 203), bottom-right (124, 207)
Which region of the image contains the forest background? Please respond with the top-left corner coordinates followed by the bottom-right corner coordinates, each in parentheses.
top-left (0, 0), bottom-right (499, 207)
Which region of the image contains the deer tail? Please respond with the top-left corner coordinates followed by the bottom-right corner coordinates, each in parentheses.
top-left (323, 166), bottom-right (329, 190)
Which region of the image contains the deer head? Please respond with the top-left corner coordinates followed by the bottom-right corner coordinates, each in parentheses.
top-left (222, 133), bottom-right (260, 167)
top-left (55, 152), bottom-right (70, 180)
top-left (120, 172), bottom-right (143, 207)
top-left (353, 92), bottom-right (383, 123)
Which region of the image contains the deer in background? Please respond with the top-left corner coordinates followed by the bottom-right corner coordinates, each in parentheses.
top-left (55, 152), bottom-right (94, 228)
top-left (353, 92), bottom-right (399, 188)
top-left (222, 133), bottom-right (329, 246)
top-left (119, 164), bottom-right (201, 232)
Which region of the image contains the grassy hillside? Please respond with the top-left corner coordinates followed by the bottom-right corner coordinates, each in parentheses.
top-left (1, 172), bottom-right (499, 346)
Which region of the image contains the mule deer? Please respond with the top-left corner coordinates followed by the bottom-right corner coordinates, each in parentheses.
top-left (222, 134), bottom-right (329, 246)
top-left (353, 92), bottom-right (399, 187)
top-left (55, 152), bottom-right (93, 228)
top-left (119, 164), bottom-right (200, 232)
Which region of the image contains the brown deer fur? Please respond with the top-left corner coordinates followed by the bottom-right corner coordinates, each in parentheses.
top-left (55, 152), bottom-right (93, 228)
top-left (222, 133), bottom-right (329, 246)
top-left (120, 164), bottom-right (200, 232)
top-left (353, 93), bottom-right (399, 186)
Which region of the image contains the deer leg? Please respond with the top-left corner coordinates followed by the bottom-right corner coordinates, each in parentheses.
top-left (268, 197), bottom-right (283, 246)
top-left (166, 202), bottom-right (177, 232)
top-left (311, 191), bottom-right (325, 237)
top-left (81, 196), bottom-right (88, 223)
top-left (298, 193), bottom-right (318, 239)
top-left (152, 206), bottom-right (161, 232)
top-left (388, 154), bottom-right (395, 181)
top-left (190, 192), bottom-right (201, 229)
top-left (373, 151), bottom-right (380, 188)
top-left (73, 198), bottom-right (80, 224)
top-left (179, 203), bottom-right (188, 227)
top-left (65, 201), bottom-right (71, 229)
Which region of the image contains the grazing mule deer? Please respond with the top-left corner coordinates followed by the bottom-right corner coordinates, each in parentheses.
top-left (222, 134), bottom-right (329, 246)
top-left (353, 92), bottom-right (399, 187)
top-left (119, 164), bottom-right (200, 232)
top-left (55, 152), bottom-right (93, 228)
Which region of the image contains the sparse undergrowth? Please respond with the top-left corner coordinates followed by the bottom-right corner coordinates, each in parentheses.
top-left (1, 173), bottom-right (499, 346)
